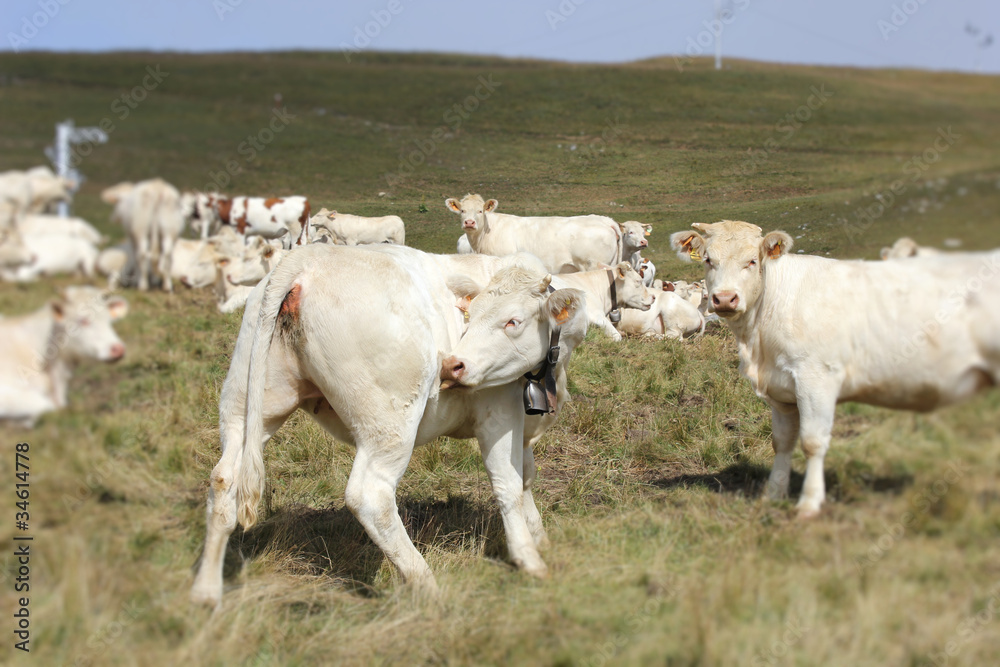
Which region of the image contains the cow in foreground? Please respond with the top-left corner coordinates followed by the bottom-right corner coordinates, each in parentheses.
top-left (0, 287), bottom-right (128, 428)
top-left (671, 221), bottom-right (1000, 517)
top-left (190, 244), bottom-right (588, 607)
top-left (445, 193), bottom-right (621, 273)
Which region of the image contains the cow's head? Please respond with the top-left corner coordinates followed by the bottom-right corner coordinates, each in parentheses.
top-left (880, 236), bottom-right (919, 260)
top-left (670, 221), bottom-right (792, 319)
top-left (445, 193), bottom-right (498, 233)
top-left (440, 267), bottom-right (587, 391)
top-left (619, 220), bottom-right (652, 254)
top-left (612, 262), bottom-right (655, 311)
top-left (53, 287), bottom-right (128, 362)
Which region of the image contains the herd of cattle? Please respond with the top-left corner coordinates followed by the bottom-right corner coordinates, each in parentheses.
top-left (0, 166), bottom-right (996, 607)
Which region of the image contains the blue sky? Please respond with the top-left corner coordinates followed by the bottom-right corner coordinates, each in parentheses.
top-left (3, 0), bottom-right (999, 73)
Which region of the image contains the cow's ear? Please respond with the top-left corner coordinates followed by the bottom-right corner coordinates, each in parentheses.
top-left (643, 224), bottom-right (652, 236)
top-left (615, 261), bottom-right (630, 279)
top-left (670, 230), bottom-right (706, 262)
top-left (761, 231), bottom-right (793, 261)
top-left (445, 198), bottom-right (462, 213)
top-left (446, 275), bottom-right (481, 313)
top-left (880, 247), bottom-right (891, 260)
top-left (262, 246), bottom-right (275, 258)
top-left (545, 288), bottom-right (586, 328)
top-left (50, 300), bottom-right (65, 321)
top-left (106, 296), bottom-right (129, 322)
top-left (663, 281), bottom-right (675, 292)
top-left (484, 199), bottom-right (498, 212)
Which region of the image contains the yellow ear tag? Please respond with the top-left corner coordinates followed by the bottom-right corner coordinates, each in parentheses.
top-left (689, 249), bottom-right (702, 262)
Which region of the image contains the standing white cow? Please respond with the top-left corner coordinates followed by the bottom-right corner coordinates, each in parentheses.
top-left (445, 193), bottom-right (621, 273)
top-left (111, 178), bottom-right (185, 292)
top-left (671, 220), bottom-right (1000, 518)
top-left (310, 208), bottom-right (405, 245)
top-left (190, 244), bottom-right (588, 607)
top-left (0, 287), bottom-right (128, 427)
top-left (214, 196), bottom-right (311, 248)
top-left (549, 262), bottom-right (655, 340)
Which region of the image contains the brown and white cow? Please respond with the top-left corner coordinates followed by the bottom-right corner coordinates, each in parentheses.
top-left (190, 244), bottom-right (588, 607)
top-left (671, 220), bottom-right (1000, 518)
top-left (445, 193), bottom-right (621, 273)
top-left (214, 196), bottom-right (311, 248)
top-left (0, 287), bottom-right (128, 427)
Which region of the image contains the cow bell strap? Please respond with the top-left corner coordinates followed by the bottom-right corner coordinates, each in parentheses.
top-left (523, 283), bottom-right (562, 415)
top-left (607, 268), bottom-right (621, 324)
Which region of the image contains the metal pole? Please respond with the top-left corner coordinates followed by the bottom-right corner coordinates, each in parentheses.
top-left (56, 120), bottom-right (72, 217)
top-left (714, 0), bottom-right (722, 70)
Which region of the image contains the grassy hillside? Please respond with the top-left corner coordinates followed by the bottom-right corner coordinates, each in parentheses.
top-left (0, 52), bottom-right (999, 666)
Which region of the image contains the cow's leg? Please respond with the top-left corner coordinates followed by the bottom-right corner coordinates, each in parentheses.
top-left (599, 316), bottom-right (623, 341)
top-left (477, 390), bottom-right (547, 577)
top-left (344, 437), bottom-right (436, 590)
top-left (159, 234), bottom-right (175, 292)
top-left (134, 236), bottom-right (150, 291)
top-left (766, 405), bottom-right (799, 501)
top-left (794, 388), bottom-right (837, 519)
top-left (191, 382), bottom-right (301, 607)
top-left (522, 445), bottom-right (549, 549)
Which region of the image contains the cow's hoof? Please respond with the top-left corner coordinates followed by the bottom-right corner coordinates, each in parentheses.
top-left (518, 558), bottom-right (549, 579)
top-left (795, 504), bottom-right (821, 520)
top-left (190, 586), bottom-right (222, 610)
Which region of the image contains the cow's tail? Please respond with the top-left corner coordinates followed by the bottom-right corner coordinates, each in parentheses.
top-left (235, 249), bottom-right (308, 529)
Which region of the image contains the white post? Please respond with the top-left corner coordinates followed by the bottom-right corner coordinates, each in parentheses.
top-left (55, 119), bottom-right (72, 218)
top-left (714, 0), bottom-right (722, 70)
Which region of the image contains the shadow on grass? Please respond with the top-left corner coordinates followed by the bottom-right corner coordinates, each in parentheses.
top-left (649, 460), bottom-right (914, 501)
top-left (216, 494), bottom-right (506, 596)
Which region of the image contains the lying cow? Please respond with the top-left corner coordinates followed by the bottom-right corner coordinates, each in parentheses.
top-left (445, 193), bottom-right (621, 273)
top-left (310, 208), bottom-right (405, 245)
top-left (214, 239), bottom-right (286, 313)
top-left (190, 244), bottom-right (587, 607)
top-left (214, 196), bottom-right (311, 248)
top-left (18, 214), bottom-right (103, 245)
top-left (672, 220), bottom-right (1000, 518)
top-left (1, 234), bottom-right (98, 282)
top-left (619, 282), bottom-right (705, 341)
top-left (456, 234), bottom-right (474, 254)
top-left (549, 262), bottom-right (654, 341)
top-left (880, 236), bottom-right (943, 260)
top-left (0, 287), bottom-right (128, 427)
top-left (0, 228), bottom-right (33, 269)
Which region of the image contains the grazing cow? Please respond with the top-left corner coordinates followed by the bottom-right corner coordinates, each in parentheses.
top-left (214, 196), bottom-right (311, 248)
top-left (445, 193), bottom-right (621, 273)
top-left (18, 214), bottom-right (104, 246)
top-left (101, 181), bottom-right (135, 205)
top-left (456, 234), bottom-right (474, 254)
top-left (880, 236), bottom-right (943, 260)
top-left (0, 228), bottom-right (34, 269)
top-left (310, 207), bottom-right (405, 246)
top-left (671, 220), bottom-right (1000, 518)
top-left (190, 244), bottom-right (588, 607)
top-left (619, 284), bottom-right (705, 341)
top-left (549, 262), bottom-right (655, 341)
top-left (1, 234), bottom-right (98, 282)
top-left (111, 178), bottom-right (185, 292)
top-left (0, 287), bottom-right (128, 427)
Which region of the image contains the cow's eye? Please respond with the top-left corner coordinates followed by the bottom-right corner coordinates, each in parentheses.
top-left (747, 259), bottom-right (757, 268)
top-left (704, 256), bottom-right (713, 268)
top-left (505, 318), bottom-right (520, 330)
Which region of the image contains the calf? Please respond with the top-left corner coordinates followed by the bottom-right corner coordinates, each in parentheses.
top-left (549, 262), bottom-right (655, 341)
top-left (0, 228), bottom-right (33, 269)
top-left (190, 244), bottom-right (588, 607)
top-left (880, 236), bottom-right (943, 260)
top-left (1, 234), bottom-right (98, 282)
top-left (19, 213), bottom-right (104, 245)
top-left (311, 208), bottom-right (405, 245)
top-left (672, 221), bottom-right (1000, 518)
top-left (618, 285), bottom-right (705, 340)
top-left (0, 287), bottom-right (128, 427)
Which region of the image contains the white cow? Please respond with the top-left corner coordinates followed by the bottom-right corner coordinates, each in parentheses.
top-left (619, 284), bottom-right (705, 340)
top-left (456, 234), bottom-right (474, 254)
top-left (181, 191), bottom-right (224, 239)
top-left (880, 236), bottom-right (944, 260)
top-left (0, 228), bottom-right (34, 269)
top-left (671, 220), bottom-right (1000, 518)
top-left (190, 244), bottom-right (588, 607)
top-left (549, 262), bottom-right (655, 341)
top-left (310, 208), bottom-right (405, 246)
top-left (0, 167), bottom-right (76, 229)
top-left (0, 287), bottom-right (128, 427)
top-left (445, 193), bottom-right (621, 273)
top-left (214, 239), bottom-right (286, 313)
top-left (111, 178), bottom-right (185, 292)
top-left (214, 196), bottom-right (311, 248)
top-left (1, 234), bottom-right (98, 282)
top-left (18, 214), bottom-right (104, 245)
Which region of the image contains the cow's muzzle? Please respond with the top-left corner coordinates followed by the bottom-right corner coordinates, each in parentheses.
top-left (462, 220), bottom-right (476, 230)
top-left (711, 291), bottom-right (740, 315)
top-left (440, 356), bottom-right (466, 389)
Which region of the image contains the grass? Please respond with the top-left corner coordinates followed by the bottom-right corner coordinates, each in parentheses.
top-left (0, 51), bottom-right (999, 665)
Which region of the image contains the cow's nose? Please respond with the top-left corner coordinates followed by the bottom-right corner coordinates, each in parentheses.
top-left (109, 343), bottom-right (125, 361)
top-left (463, 220), bottom-right (476, 229)
top-left (712, 291), bottom-right (739, 312)
top-left (440, 356), bottom-right (465, 389)
top-left (640, 239), bottom-right (648, 248)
